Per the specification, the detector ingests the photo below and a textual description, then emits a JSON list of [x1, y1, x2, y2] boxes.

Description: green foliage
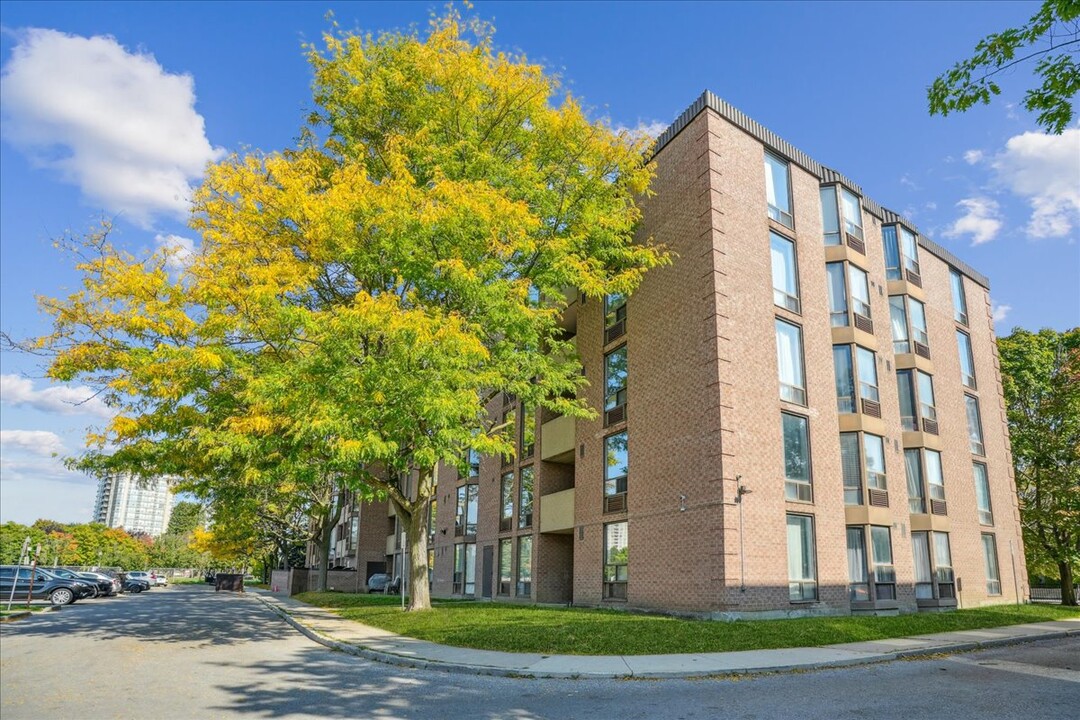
[[295, 592, 1080, 655], [998, 327, 1080, 602], [0, 520, 152, 568], [166, 501, 204, 536], [928, 0, 1080, 134]]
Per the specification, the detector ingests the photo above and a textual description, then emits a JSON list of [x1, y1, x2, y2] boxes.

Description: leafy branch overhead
[[928, 0, 1080, 134]]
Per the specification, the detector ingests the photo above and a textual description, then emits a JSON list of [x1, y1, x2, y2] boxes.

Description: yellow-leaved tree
[[38, 9, 667, 609]]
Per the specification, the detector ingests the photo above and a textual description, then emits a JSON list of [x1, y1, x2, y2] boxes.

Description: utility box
[[214, 573, 244, 592]]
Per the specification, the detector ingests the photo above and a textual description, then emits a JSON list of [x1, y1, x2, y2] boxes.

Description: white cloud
[[899, 174, 919, 190], [615, 120, 669, 141], [963, 149, 984, 165], [991, 129, 1080, 239], [0, 374, 113, 418], [943, 197, 1003, 245], [0, 28, 223, 226], [0, 430, 66, 457], [154, 233, 197, 271], [991, 301, 1012, 325]]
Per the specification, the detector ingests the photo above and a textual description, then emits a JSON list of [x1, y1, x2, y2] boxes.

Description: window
[[841, 433, 862, 505], [605, 293, 627, 343], [775, 319, 807, 405], [467, 448, 481, 479], [864, 433, 887, 493], [787, 514, 817, 601], [950, 269, 969, 325], [834, 346, 856, 414], [883, 224, 921, 282], [466, 484, 478, 535], [870, 526, 897, 600], [857, 346, 880, 408], [889, 295, 929, 356], [897, 369, 937, 433], [965, 394, 985, 455], [926, 449, 945, 506], [973, 462, 994, 525], [521, 403, 536, 458], [603, 521, 628, 600], [498, 539, 512, 595], [782, 413, 812, 502], [905, 448, 944, 514], [604, 432, 628, 497], [516, 536, 532, 596], [604, 345, 627, 425], [841, 187, 863, 241], [933, 532, 955, 598], [957, 331, 977, 389], [827, 262, 871, 331], [770, 231, 800, 312], [913, 531, 955, 600], [765, 152, 793, 228], [500, 472, 514, 531], [982, 534, 1002, 595], [821, 186, 841, 246], [426, 503, 435, 544], [846, 527, 869, 601], [453, 543, 476, 595], [518, 466, 534, 529]]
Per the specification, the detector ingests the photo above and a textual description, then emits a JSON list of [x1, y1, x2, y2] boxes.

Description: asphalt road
[[1, 584, 1077, 719]]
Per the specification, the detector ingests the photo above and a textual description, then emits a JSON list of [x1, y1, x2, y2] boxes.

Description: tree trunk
[[315, 518, 334, 592], [1060, 561, 1076, 606], [403, 504, 430, 611]]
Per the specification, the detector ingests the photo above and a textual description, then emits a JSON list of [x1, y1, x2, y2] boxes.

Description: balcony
[[539, 488, 575, 534], [540, 414, 576, 463]]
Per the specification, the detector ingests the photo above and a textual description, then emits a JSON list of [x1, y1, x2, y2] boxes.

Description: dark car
[[51, 568, 112, 597], [122, 576, 151, 593], [366, 573, 401, 594], [0, 565, 85, 605], [76, 571, 121, 597]]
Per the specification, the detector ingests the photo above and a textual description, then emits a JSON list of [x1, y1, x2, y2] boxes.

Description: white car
[[127, 571, 154, 588], [155, 573, 168, 586]]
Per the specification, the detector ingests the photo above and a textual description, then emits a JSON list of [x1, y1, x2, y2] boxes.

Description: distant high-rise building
[[93, 473, 174, 537]]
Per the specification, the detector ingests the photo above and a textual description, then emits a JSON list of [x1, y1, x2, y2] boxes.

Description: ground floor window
[[982, 533, 1002, 596], [516, 536, 532, 597], [786, 514, 817, 601], [453, 542, 476, 595], [603, 521, 628, 600], [912, 531, 954, 600], [498, 539, 512, 595]]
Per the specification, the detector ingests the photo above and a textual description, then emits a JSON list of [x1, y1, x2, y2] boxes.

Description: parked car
[[366, 573, 401, 594], [0, 565, 87, 605], [154, 573, 168, 587], [50, 567, 113, 597], [126, 571, 154, 588], [122, 576, 151, 593], [77, 571, 121, 597]]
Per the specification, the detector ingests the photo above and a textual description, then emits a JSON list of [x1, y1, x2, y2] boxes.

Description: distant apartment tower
[[314, 91, 1027, 615], [93, 473, 174, 537]]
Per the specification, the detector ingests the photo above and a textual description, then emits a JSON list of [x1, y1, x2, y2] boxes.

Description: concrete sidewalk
[[249, 590, 1080, 679]]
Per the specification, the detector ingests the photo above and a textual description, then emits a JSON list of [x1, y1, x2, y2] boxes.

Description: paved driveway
[[1, 584, 1077, 719]]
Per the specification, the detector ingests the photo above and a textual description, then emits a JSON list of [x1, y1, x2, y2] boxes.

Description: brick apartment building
[[318, 91, 1027, 616]]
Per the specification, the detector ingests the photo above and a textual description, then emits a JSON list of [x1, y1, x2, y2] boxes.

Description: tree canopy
[[36, 10, 667, 610], [997, 327, 1080, 605], [928, 0, 1080, 134]]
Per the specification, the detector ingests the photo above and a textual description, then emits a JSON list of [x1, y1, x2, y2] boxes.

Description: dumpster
[[214, 573, 244, 592]]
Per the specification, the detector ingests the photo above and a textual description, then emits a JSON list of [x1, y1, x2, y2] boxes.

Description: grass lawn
[[292, 592, 1080, 655]]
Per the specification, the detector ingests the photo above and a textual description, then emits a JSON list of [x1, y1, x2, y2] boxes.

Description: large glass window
[[841, 433, 862, 505], [775, 319, 807, 405], [604, 432, 628, 497], [884, 224, 921, 280], [926, 449, 945, 503], [834, 345, 857, 414], [498, 539, 512, 595], [605, 293, 627, 331], [821, 186, 841, 246], [765, 152, 793, 228], [974, 462, 994, 525], [883, 225, 901, 280], [604, 346, 627, 423], [950, 269, 969, 325], [787, 514, 817, 601], [890, 295, 929, 355], [826, 262, 849, 327], [934, 532, 955, 598], [603, 521, 628, 600], [870, 526, 897, 600], [516, 536, 532, 596], [982, 534, 1002, 595], [518, 466, 534, 529], [841, 187, 863, 240], [467, 449, 481, 479], [911, 532, 934, 599], [782, 413, 812, 502], [770, 231, 800, 312], [849, 265, 872, 320], [453, 543, 476, 595], [864, 434, 887, 491], [500, 472, 514, 531], [846, 527, 869, 601], [912, 531, 955, 600], [897, 369, 937, 432], [906, 448, 926, 513], [465, 484, 478, 535], [966, 394, 985, 455], [957, 331, 977, 389], [857, 346, 879, 404]]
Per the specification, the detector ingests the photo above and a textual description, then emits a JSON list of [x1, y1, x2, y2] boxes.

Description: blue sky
[[1, 1, 1077, 525]]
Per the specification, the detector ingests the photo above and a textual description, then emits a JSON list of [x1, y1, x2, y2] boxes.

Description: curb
[[250, 594, 1079, 680]]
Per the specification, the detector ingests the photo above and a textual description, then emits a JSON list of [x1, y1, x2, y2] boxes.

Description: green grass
[[292, 592, 1080, 655], [1, 606, 50, 615], [169, 577, 208, 585]]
